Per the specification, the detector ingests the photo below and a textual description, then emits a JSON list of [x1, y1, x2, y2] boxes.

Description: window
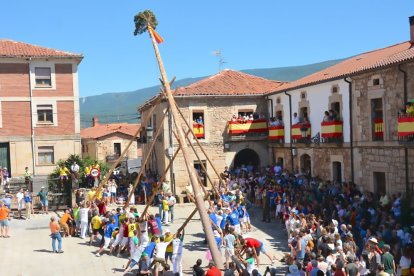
[[331, 102, 341, 120], [301, 92, 306, 99], [276, 97, 281, 104], [152, 114, 157, 131], [193, 111, 205, 139], [38, 146, 54, 164], [371, 98, 383, 141], [238, 109, 254, 118], [35, 67, 52, 87], [373, 78, 380, 86], [37, 105, 53, 124], [332, 85, 339, 93], [114, 143, 121, 156], [300, 107, 309, 122]]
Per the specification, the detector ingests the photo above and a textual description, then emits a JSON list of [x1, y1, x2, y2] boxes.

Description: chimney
[[410, 16, 414, 43], [92, 117, 99, 127]]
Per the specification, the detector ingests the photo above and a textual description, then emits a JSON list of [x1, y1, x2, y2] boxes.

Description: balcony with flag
[[321, 120, 343, 143], [193, 123, 205, 139], [227, 119, 268, 141], [292, 123, 311, 143], [269, 125, 284, 143], [373, 118, 384, 141], [398, 114, 414, 143]]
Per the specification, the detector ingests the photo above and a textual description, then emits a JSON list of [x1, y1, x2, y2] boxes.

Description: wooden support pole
[[125, 109, 168, 207], [174, 103, 224, 190], [94, 98, 161, 200], [173, 129, 220, 197], [175, 207, 198, 235], [148, 26, 223, 268]]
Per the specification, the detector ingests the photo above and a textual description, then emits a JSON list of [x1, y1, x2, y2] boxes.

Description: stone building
[[81, 117, 141, 163], [138, 70, 284, 194], [267, 17, 414, 194], [0, 40, 82, 177]]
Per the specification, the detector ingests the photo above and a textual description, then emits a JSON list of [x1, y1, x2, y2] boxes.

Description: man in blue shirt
[[96, 217, 117, 256], [226, 208, 241, 234]]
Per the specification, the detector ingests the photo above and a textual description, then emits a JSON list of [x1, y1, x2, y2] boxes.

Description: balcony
[[193, 123, 205, 139], [321, 121, 343, 143], [373, 118, 384, 141], [268, 125, 284, 143], [398, 115, 414, 143], [227, 119, 268, 141], [292, 123, 311, 143], [106, 154, 120, 163]]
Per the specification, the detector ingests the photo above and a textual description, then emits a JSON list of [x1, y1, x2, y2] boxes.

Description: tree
[[133, 10, 158, 36]]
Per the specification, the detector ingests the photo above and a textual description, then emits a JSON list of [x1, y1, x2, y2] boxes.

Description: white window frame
[[37, 146, 55, 165], [33, 100, 58, 127], [30, 62, 56, 90]]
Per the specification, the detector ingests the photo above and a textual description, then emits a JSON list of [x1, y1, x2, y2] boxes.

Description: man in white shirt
[[150, 236, 169, 276], [172, 231, 184, 275], [292, 112, 300, 125], [167, 193, 176, 223], [78, 204, 89, 239], [70, 161, 80, 181], [16, 188, 25, 219]]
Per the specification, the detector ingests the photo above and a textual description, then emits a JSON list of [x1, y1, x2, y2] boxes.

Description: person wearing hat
[[367, 237, 381, 275], [37, 187, 49, 214], [0, 200, 10, 238], [287, 264, 300, 276]]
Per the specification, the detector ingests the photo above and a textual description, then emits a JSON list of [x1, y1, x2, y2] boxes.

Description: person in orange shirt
[[0, 200, 10, 238], [50, 216, 63, 253], [59, 209, 72, 237]]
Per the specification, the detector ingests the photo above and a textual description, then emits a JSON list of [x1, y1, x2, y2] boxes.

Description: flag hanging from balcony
[[148, 25, 164, 44]]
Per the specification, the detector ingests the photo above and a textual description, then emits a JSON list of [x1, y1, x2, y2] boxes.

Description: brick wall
[[1, 101, 31, 136], [0, 63, 30, 97], [34, 101, 75, 135], [33, 64, 73, 97]]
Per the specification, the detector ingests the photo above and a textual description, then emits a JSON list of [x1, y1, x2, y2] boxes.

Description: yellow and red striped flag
[[148, 25, 164, 44]]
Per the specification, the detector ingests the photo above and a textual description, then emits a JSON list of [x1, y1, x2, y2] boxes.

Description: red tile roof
[[81, 123, 140, 139], [272, 41, 414, 93], [174, 69, 285, 96], [0, 39, 83, 59]]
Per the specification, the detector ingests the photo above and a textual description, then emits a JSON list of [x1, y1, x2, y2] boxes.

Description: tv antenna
[[213, 50, 226, 72]]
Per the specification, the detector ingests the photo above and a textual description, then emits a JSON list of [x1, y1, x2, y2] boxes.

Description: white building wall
[[269, 79, 350, 143]]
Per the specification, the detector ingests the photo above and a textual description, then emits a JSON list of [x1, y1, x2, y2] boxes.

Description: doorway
[[234, 148, 260, 171], [194, 160, 207, 187], [0, 143, 10, 176], [332, 161, 342, 183], [300, 154, 311, 176], [373, 172, 386, 195]]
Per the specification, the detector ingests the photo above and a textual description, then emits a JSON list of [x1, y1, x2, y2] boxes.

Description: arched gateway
[[233, 148, 260, 170]]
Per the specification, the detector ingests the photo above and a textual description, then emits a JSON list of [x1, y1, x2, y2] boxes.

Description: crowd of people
[[215, 163, 414, 276], [1, 157, 414, 276]]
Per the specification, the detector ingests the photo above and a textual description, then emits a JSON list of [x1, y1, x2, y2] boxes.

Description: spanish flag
[[148, 25, 164, 44]]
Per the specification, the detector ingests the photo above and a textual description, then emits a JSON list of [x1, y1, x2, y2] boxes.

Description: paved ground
[[0, 205, 288, 276]]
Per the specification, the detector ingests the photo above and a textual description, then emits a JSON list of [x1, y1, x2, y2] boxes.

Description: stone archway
[[233, 148, 260, 170]]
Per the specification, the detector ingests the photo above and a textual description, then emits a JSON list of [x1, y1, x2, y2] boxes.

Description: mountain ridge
[[80, 58, 345, 128]]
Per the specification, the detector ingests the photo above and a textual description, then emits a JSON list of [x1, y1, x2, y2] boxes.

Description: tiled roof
[[272, 41, 414, 93], [174, 69, 285, 96], [0, 39, 83, 59], [81, 123, 140, 139]]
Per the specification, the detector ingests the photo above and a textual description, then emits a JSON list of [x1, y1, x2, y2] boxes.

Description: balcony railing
[[292, 123, 311, 143], [269, 125, 284, 143], [398, 115, 414, 143], [106, 154, 120, 162], [321, 120, 343, 143], [228, 119, 268, 135], [373, 118, 384, 141], [193, 123, 205, 139]]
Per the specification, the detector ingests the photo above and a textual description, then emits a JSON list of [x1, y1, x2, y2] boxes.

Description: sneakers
[[96, 253, 101, 257], [56, 250, 64, 254]]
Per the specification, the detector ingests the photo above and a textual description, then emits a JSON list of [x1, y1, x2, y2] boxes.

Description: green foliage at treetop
[[133, 10, 158, 36]]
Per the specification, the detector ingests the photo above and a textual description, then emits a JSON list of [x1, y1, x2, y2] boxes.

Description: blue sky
[[1, 1, 412, 97]]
